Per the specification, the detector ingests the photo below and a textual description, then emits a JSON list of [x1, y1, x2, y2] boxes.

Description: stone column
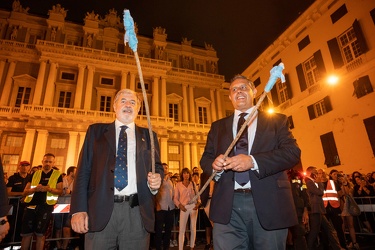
[[74, 64, 86, 109], [129, 72, 136, 91], [32, 130, 49, 166], [182, 84, 188, 122], [43, 61, 58, 106], [84, 65, 95, 110], [216, 89, 224, 119], [161, 77, 167, 117], [33, 60, 47, 105], [0, 60, 17, 106], [183, 142, 191, 169], [121, 71, 128, 89], [189, 86, 196, 123], [0, 60, 6, 89], [151, 77, 159, 116], [21, 129, 36, 162], [191, 142, 198, 169], [210, 89, 217, 122], [78, 131, 86, 159], [66, 131, 79, 167], [160, 137, 168, 163]]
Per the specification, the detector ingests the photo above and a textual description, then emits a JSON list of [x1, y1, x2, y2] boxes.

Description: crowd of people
[[0, 82, 374, 250], [288, 167, 375, 250]]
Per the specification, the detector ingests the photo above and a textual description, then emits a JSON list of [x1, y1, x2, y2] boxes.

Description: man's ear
[[252, 88, 257, 96]]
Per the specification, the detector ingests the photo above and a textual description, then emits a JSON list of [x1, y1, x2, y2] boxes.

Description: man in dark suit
[[200, 75, 301, 249], [71, 89, 163, 250], [305, 167, 342, 250]]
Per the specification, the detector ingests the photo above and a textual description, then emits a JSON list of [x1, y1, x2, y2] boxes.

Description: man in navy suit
[[71, 89, 163, 249], [200, 75, 301, 249]]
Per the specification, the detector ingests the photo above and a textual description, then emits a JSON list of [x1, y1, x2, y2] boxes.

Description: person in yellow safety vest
[[20, 153, 63, 250], [322, 169, 347, 249]]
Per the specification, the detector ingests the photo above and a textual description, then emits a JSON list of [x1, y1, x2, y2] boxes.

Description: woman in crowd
[[352, 173, 375, 233], [173, 168, 200, 250]]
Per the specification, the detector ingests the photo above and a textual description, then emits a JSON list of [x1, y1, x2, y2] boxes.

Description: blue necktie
[[235, 113, 250, 186], [115, 125, 128, 190]]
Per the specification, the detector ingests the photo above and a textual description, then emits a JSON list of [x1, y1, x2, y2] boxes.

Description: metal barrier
[[351, 196, 375, 235]]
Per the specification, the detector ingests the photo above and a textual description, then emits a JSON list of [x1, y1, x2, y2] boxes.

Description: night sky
[[0, 0, 315, 81]]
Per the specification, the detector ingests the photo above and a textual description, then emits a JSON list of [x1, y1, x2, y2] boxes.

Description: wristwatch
[[0, 218, 8, 225]]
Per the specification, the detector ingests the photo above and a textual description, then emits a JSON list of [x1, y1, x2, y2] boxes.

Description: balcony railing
[[0, 105, 211, 132]]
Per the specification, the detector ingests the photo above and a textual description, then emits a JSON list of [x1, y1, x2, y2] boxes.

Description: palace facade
[[242, 0, 375, 174], [0, 2, 230, 175]]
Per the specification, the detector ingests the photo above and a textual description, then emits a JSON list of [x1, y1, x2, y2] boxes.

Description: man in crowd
[[21, 153, 63, 250], [154, 163, 175, 250], [5, 160, 31, 242]]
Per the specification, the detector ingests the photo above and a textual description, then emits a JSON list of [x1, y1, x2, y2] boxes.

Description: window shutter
[[314, 50, 326, 76], [296, 64, 307, 92], [307, 104, 316, 120], [270, 87, 280, 107], [353, 79, 360, 98], [327, 38, 344, 69], [320, 132, 340, 167], [285, 74, 293, 99], [324, 96, 333, 112], [353, 19, 369, 53]]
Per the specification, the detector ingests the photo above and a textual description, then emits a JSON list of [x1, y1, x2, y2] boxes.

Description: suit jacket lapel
[[224, 114, 235, 157], [251, 111, 266, 154], [104, 122, 116, 154]]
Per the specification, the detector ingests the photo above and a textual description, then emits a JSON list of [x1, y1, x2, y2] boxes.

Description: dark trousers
[[155, 209, 174, 250], [324, 205, 346, 248], [320, 215, 342, 250], [307, 213, 322, 250]]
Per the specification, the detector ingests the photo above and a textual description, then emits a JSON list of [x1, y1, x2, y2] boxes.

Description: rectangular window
[[101, 77, 114, 86], [169, 59, 177, 67], [58, 91, 72, 108], [330, 4, 348, 24], [195, 63, 204, 72], [2, 154, 20, 175], [137, 82, 149, 91], [303, 56, 321, 87], [338, 27, 362, 64], [15, 87, 31, 107], [198, 107, 208, 124], [168, 145, 179, 154], [277, 80, 288, 104], [353, 75, 373, 98], [168, 160, 180, 174], [55, 156, 64, 170], [104, 42, 116, 52], [61, 72, 76, 81], [50, 139, 66, 149], [100, 96, 112, 112], [168, 103, 179, 121], [308, 96, 333, 120], [320, 132, 341, 167], [298, 35, 310, 51], [5, 136, 23, 147]]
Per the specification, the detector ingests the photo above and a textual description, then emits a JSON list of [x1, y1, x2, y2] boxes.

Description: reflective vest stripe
[[24, 169, 61, 205], [323, 180, 340, 208]]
